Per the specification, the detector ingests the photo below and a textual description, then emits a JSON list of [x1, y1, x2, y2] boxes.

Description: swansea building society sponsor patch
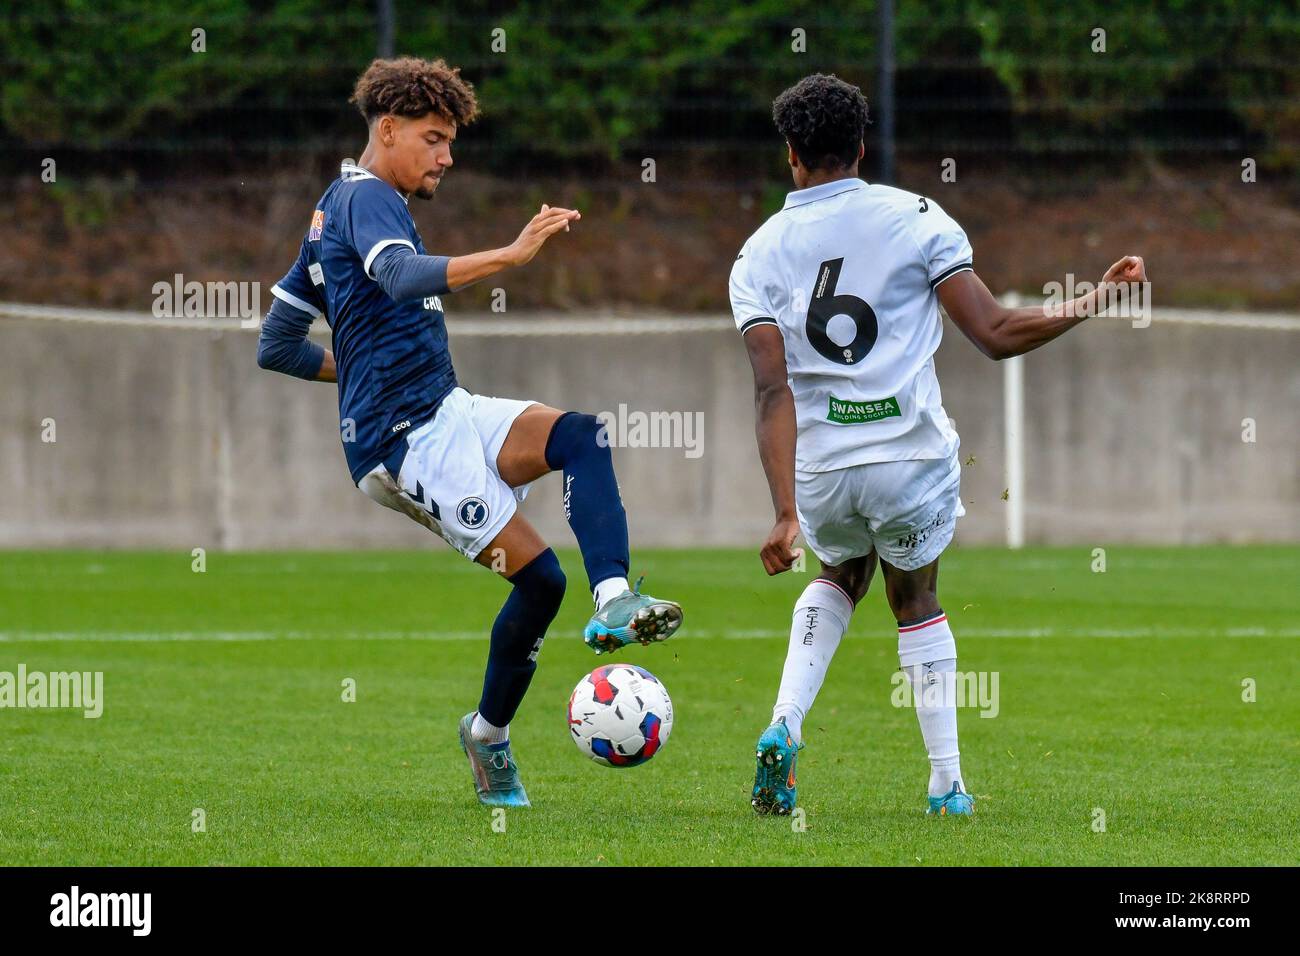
[[827, 395, 901, 424]]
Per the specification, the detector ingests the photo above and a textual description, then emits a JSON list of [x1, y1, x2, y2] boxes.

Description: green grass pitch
[[0, 546, 1296, 866]]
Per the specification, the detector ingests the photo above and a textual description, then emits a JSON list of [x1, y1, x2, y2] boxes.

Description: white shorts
[[358, 387, 537, 560], [795, 452, 965, 571]]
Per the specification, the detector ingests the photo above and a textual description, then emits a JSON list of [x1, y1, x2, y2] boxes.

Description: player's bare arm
[[939, 255, 1147, 360], [743, 324, 801, 576]]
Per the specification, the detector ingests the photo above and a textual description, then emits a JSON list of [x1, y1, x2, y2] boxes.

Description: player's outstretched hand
[[760, 518, 802, 576], [1101, 254, 1146, 285], [508, 203, 581, 266]]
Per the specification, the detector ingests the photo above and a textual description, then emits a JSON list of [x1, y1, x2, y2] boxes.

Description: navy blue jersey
[[271, 162, 458, 483]]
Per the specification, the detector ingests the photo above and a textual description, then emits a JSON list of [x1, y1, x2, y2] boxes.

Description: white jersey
[[730, 179, 973, 472]]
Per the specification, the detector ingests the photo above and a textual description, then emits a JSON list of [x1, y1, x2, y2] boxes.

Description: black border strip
[[931, 261, 974, 287], [739, 316, 778, 334]]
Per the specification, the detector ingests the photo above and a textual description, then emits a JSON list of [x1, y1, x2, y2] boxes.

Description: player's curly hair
[[772, 73, 869, 171], [350, 57, 480, 126]]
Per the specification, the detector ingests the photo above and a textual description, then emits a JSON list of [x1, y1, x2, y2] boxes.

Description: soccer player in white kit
[[731, 74, 1146, 816]]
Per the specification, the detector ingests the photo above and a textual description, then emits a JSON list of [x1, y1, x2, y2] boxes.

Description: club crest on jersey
[[308, 210, 325, 241], [457, 497, 489, 529]]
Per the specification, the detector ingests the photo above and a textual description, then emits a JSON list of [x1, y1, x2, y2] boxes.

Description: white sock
[[771, 579, 854, 744], [470, 712, 509, 744], [593, 576, 630, 611], [898, 611, 962, 797]]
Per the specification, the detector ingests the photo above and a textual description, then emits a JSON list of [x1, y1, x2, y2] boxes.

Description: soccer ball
[[568, 663, 673, 767]]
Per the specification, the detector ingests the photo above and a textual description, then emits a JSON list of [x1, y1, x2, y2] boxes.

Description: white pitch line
[[0, 630, 487, 643], [0, 627, 1295, 643]]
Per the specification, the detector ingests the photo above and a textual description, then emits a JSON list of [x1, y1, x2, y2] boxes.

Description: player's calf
[[541, 412, 684, 652], [544, 412, 631, 595], [480, 547, 565, 713], [457, 549, 565, 807]]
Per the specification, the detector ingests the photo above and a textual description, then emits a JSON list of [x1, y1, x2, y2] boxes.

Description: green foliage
[[47, 175, 128, 229], [1, 0, 372, 146], [2, 0, 1296, 165], [954, 0, 1300, 157]]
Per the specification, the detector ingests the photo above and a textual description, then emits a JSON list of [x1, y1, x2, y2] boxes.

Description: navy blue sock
[[544, 412, 631, 591], [476, 549, 566, 728]]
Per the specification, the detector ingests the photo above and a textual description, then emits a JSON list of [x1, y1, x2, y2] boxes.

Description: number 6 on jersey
[[806, 257, 878, 365]]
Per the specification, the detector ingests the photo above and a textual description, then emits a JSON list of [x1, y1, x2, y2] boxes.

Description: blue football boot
[[583, 576, 682, 655], [926, 780, 974, 816], [457, 712, 531, 808], [751, 718, 802, 816]]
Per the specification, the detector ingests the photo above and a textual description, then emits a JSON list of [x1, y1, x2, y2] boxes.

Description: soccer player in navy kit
[[257, 57, 682, 807]]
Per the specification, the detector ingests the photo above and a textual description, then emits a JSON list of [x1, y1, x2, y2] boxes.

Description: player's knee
[[515, 547, 567, 613], [534, 559, 567, 613], [819, 560, 870, 603], [544, 412, 609, 470], [817, 572, 866, 604], [881, 562, 940, 621], [844, 567, 872, 603], [890, 591, 941, 624], [844, 576, 870, 604]]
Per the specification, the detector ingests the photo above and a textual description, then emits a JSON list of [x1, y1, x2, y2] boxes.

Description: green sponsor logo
[[827, 394, 901, 424]]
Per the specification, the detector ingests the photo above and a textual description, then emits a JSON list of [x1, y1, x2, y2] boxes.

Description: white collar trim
[[339, 162, 409, 205]]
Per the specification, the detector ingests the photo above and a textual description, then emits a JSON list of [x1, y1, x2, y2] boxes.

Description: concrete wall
[[1, 311, 1296, 550]]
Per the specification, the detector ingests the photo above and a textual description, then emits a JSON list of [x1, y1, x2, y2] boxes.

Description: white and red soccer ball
[[568, 664, 673, 767]]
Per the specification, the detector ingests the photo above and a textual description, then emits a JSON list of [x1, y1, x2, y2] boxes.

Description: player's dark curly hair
[[772, 73, 869, 171], [350, 57, 480, 126]]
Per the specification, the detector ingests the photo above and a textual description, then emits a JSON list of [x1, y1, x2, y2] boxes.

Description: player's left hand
[[508, 203, 581, 266], [1101, 255, 1146, 285]]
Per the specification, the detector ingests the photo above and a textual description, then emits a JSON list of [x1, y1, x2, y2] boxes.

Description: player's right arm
[[732, 243, 801, 576], [743, 325, 802, 576], [257, 298, 336, 382], [258, 242, 335, 382]]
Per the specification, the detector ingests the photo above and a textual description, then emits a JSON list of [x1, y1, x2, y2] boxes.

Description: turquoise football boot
[[583, 576, 682, 655], [926, 781, 974, 816], [751, 718, 802, 816], [457, 712, 531, 808]]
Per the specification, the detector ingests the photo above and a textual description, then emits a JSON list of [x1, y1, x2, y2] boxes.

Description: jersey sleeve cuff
[[738, 316, 779, 335], [930, 262, 973, 288], [270, 284, 322, 319], [363, 239, 416, 278]]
